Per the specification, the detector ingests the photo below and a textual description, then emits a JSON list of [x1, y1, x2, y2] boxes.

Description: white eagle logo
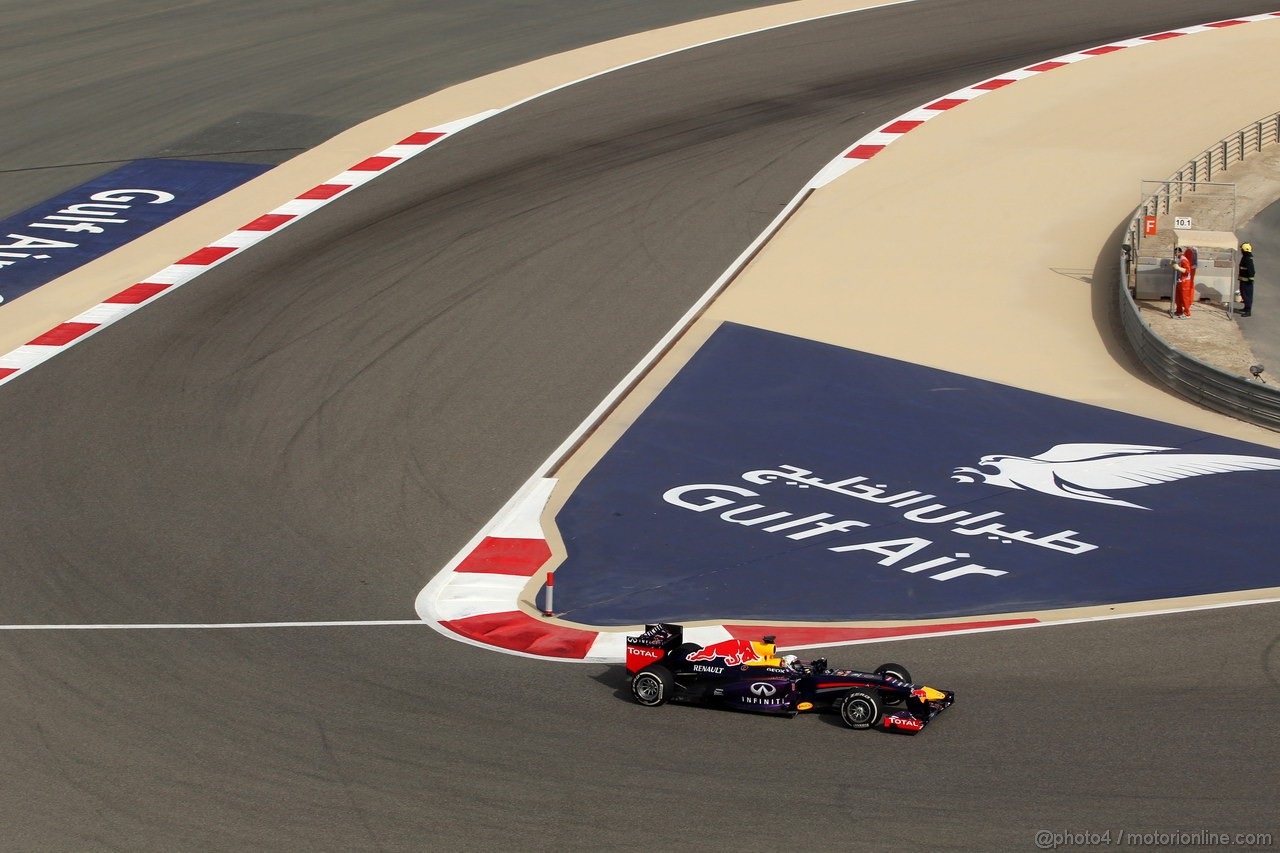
[[951, 443, 1280, 510]]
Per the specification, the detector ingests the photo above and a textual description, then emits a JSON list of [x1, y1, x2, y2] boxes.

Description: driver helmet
[[780, 654, 802, 671]]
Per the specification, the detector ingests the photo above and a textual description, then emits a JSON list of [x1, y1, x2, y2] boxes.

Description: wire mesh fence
[[1117, 110, 1280, 430], [1125, 112, 1280, 277]]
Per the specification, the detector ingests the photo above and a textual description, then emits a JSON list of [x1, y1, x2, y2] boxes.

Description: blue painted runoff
[[545, 322, 1280, 625], [0, 159, 270, 306]]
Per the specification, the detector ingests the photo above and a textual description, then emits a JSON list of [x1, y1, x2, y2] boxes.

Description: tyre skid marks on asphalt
[[0, 113, 495, 385], [0, 1, 936, 383]]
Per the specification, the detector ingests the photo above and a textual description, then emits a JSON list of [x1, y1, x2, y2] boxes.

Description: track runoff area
[[4, 10, 1278, 651], [420, 11, 1280, 661]]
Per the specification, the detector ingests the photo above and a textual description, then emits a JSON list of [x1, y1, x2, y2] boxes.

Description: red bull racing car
[[625, 623, 954, 734]]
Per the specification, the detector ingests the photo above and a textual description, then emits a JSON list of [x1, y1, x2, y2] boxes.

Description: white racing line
[[4, 7, 1278, 642]]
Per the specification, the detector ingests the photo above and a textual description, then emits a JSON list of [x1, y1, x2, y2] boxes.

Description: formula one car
[[625, 623, 954, 734]]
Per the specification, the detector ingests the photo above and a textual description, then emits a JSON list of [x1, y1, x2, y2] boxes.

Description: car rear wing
[[625, 623, 684, 674]]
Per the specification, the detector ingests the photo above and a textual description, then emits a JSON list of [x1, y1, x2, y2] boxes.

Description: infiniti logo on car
[[750, 682, 777, 696]]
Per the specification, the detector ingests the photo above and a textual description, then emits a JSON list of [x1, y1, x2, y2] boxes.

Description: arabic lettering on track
[[660, 465, 1100, 584]]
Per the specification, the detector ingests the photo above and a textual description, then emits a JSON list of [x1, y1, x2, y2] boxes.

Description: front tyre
[[839, 689, 884, 730], [631, 665, 674, 707], [874, 662, 912, 684], [874, 663, 912, 706]]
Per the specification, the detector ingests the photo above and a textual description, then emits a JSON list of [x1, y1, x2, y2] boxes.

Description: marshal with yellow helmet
[[626, 623, 955, 734]]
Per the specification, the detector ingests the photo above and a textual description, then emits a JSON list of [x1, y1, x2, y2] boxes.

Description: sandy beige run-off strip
[[552, 13, 1280, 516], [720, 18, 1280, 433], [558, 14, 1280, 530]]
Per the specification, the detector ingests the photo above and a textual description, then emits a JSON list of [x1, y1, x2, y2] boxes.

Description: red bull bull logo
[[685, 639, 763, 666]]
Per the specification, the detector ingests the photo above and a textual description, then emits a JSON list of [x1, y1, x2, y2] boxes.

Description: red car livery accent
[[883, 714, 925, 732], [626, 645, 663, 673], [685, 639, 763, 666]]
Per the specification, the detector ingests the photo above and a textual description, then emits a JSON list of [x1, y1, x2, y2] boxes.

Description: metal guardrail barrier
[[1140, 113, 1280, 216], [1119, 112, 1280, 431]]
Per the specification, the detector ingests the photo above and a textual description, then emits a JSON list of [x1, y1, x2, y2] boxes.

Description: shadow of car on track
[[589, 664, 634, 701]]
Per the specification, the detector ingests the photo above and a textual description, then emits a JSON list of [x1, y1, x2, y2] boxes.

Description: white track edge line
[[5, 593, 1272, 639]]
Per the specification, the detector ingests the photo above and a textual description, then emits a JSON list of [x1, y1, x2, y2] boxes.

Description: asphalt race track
[[2, 1, 1278, 850], [0, 0, 786, 218]]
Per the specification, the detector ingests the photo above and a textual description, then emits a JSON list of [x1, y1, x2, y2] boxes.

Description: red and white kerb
[[416, 477, 1040, 661], [0, 114, 492, 385], [808, 14, 1278, 188]]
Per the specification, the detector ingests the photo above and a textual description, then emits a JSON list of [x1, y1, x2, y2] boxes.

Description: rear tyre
[[839, 689, 884, 730], [874, 663, 912, 706], [631, 665, 674, 707]]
